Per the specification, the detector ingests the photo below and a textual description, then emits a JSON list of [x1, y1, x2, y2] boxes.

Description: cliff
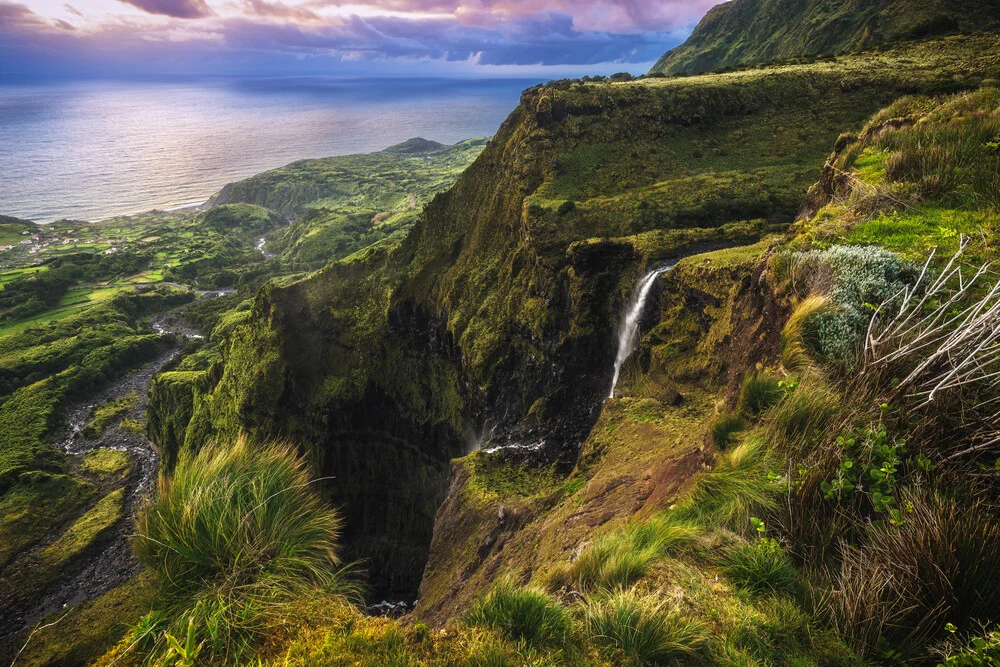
[[146, 34, 1000, 601], [652, 0, 1000, 75]]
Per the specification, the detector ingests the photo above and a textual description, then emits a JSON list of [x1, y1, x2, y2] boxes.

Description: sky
[[0, 0, 719, 80]]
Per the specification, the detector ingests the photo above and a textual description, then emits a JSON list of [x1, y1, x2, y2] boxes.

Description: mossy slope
[[151, 36, 1000, 599], [652, 0, 1000, 75]]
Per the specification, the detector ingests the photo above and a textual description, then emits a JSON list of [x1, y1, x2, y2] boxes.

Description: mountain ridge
[[652, 0, 1000, 75]]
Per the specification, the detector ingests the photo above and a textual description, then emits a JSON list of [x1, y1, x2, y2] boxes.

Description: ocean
[[0, 77, 535, 223]]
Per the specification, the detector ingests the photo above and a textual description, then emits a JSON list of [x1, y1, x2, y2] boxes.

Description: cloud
[[0, 1, 48, 28], [242, 0, 321, 22], [205, 11, 674, 65], [63, 4, 84, 18], [304, 0, 718, 33], [1, 0, 706, 79], [115, 0, 214, 19]]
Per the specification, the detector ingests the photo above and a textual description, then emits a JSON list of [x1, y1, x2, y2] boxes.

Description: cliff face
[[652, 0, 1000, 75], [146, 35, 1000, 598], [416, 239, 789, 622]]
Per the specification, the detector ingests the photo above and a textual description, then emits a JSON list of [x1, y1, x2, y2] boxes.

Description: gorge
[[2, 0, 1000, 664]]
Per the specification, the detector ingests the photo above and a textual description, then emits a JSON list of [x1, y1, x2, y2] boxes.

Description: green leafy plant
[[159, 607, 203, 667], [940, 626, 1000, 666], [822, 422, 912, 525]]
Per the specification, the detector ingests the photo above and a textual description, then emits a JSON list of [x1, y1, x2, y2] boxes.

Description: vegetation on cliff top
[[651, 0, 1000, 75], [8, 6, 1000, 664]]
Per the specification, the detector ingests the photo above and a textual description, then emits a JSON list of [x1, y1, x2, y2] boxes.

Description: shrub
[[739, 370, 787, 417], [547, 515, 702, 592], [582, 588, 707, 665], [787, 245, 908, 361], [557, 200, 577, 215], [133, 438, 360, 663], [466, 578, 572, 647], [722, 538, 800, 597]]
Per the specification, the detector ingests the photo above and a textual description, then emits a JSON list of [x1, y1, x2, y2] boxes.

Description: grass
[[721, 538, 800, 597], [466, 578, 573, 648], [132, 437, 362, 664], [546, 514, 703, 593], [738, 370, 787, 417], [5, 574, 153, 667], [81, 449, 131, 478], [581, 588, 707, 666], [829, 492, 1000, 660], [763, 379, 841, 454], [682, 435, 780, 533], [82, 391, 138, 439], [710, 410, 745, 449], [779, 296, 834, 372], [0, 473, 95, 571], [42, 487, 125, 566], [469, 453, 558, 498], [119, 418, 145, 436]]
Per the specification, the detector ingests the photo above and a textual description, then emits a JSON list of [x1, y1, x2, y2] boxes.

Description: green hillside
[[5, 7, 1000, 666], [652, 0, 1000, 75]]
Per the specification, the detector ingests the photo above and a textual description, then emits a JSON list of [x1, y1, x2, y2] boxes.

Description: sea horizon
[[0, 75, 539, 223]]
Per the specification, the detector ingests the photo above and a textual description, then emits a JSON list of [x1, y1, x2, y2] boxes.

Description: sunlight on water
[[0, 77, 532, 222]]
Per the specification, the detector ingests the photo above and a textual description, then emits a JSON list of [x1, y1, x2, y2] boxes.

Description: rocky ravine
[[0, 313, 204, 645]]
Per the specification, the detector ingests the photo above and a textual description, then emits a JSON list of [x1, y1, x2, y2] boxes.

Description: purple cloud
[[242, 0, 320, 22], [0, 1, 48, 28], [0, 0, 704, 79], [115, 0, 213, 19]]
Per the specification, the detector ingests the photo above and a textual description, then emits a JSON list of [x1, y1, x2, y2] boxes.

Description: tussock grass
[[722, 538, 800, 597], [764, 380, 842, 454], [830, 491, 1000, 659], [582, 588, 707, 666], [780, 296, 834, 371], [133, 437, 361, 664], [466, 578, 573, 648], [546, 514, 703, 593], [711, 410, 745, 450], [683, 435, 780, 534], [738, 370, 787, 417]]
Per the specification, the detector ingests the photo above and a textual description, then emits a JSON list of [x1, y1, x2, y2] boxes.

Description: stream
[[2, 311, 202, 643]]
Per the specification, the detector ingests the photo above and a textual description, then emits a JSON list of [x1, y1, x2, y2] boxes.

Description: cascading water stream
[[608, 263, 676, 398]]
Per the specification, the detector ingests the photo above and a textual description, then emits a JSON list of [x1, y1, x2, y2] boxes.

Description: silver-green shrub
[[790, 245, 908, 360]]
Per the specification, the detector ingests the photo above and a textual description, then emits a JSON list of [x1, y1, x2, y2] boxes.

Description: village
[[0, 227, 123, 263]]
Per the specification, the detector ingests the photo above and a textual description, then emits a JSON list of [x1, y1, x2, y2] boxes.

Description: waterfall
[[608, 263, 675, 398]]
